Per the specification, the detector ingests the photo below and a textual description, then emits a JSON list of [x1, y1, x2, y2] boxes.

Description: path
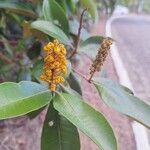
[[111, 14, 150, 148]]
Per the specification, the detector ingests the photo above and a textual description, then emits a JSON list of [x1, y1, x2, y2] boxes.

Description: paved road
[[112, 15, 150, 100], [111, 14, 150, 146]]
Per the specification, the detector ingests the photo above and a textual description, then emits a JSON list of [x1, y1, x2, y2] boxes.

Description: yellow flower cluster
[[40, 40, 67, 92]]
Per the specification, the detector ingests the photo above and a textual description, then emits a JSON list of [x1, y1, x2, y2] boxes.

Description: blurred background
[[0, 0, 150, 150]]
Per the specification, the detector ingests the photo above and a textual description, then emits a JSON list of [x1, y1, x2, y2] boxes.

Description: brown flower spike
[[89, 37, 113, 81]]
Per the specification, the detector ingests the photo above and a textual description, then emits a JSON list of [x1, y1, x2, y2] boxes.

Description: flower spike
[[40, 40, 67, 92], [89, 37, 113, 82]]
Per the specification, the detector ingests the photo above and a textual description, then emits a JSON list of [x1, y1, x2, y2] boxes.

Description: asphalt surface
[[111, 14, 150, 146], [111, 15, 150, 101]]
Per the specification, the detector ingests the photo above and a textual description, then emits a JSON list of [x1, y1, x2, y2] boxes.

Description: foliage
[[0, 0, 150, 150]]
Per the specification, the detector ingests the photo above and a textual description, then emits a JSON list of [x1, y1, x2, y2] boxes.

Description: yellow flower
[[54, 46, 61, 53], [54, 76, 64, 84], [51, 84, 56, 92], [44, 55, 54, 62], [40, 40, 67, 92]]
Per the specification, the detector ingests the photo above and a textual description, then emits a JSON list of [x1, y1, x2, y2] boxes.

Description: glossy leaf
[[0, 1, 37, 18], [42, 0, 52, 21], [31, 20, 71, 46], [55, 0, 67, 12], [0, 81, 51, 119], [80, 36, 104, 49], [53, 93, 117, 150], [121, 85, 134, 95], [79, 0, 98, 22], [79, 36, 104, 59], [67, 0, 76, 13], [41, 104, 80, 150], [67, 72, 82, 95], [94, 78, 150, 128], [43, 0, 69, 34]]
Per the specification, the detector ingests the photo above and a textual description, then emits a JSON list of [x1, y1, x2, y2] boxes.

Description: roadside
[[109, 14, 150, 150]]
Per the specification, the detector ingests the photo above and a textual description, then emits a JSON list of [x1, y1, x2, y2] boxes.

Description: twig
[[88, 68, 96, 83], [69, 9, 87, 59], [72, 68, 89, 82]]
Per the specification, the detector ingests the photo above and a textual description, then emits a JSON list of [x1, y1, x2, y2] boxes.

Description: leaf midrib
[[57, 114, 62, 150], [0, 90, 50, 108], [56, 93, 104, 150]]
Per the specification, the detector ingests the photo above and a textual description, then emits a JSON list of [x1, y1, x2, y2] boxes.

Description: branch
[[88, 68, 96, 83], [69, 8, 87, 59], [72, 68, 89, 82]]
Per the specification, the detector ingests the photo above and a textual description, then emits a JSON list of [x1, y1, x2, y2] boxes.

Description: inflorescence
[[40, 40, 67, 92], [89, 37, 113, 81]]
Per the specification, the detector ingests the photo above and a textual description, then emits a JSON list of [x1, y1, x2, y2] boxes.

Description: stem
[[51, 69, 54, 94], [51, 92, 55, 97], [88, 68, 96, 83], [69, 9, 87, 59], [88, 72, 95, 83], [72, 68, 89, 82]]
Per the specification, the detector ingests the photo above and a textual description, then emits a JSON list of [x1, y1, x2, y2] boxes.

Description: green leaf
[[79, 0, 98, 22], [43, 0, 69, 34], [53, 93, 117, 150], [80, 36, 104, 49], [0, 81, 51, 119], [67, 72, 82, 95], [41, 104, 80, 150], [94, 78, 150, 128], [79, 36, 104, 59], [56, 0, 67, 12], [0, 1, 37, 18], [121, 85, 134, 95], [42, 0, 52, 21], [67, 0, 76, 13], [31, 20, 71, 46]]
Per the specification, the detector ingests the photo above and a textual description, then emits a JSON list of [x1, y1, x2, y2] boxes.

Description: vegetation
[[0, 0, 150, 150]]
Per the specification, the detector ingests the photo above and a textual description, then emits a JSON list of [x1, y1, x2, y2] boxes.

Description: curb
[[106, 15, 150, 150]]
